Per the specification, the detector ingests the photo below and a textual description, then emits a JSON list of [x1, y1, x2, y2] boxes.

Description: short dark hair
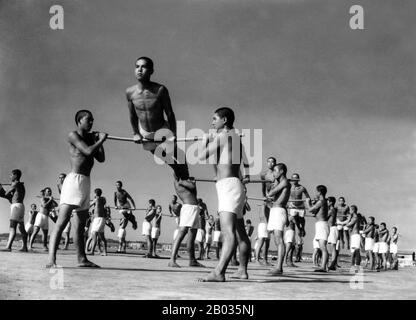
[[215, 107, 235, 127], [75, 110, 93, 125], [59, 173, 66, 178], [392, 226, 397, 231], [275, 163, 287, 175], [136, 56, 154, 70], [369, 216, 375, 222], [44, 187, 52, 194], [116, 181, 123, 187], [94, 188, 102, 196], [246, 219, 252, 224], [267, 156, 277, 163], [149, 199, 155, 205], [156, 205, 162, 209], [328, 197, 336, 205], [350, 205, 357, 212], [12, 169, 22, 180], [339, 197, 345, 201], [380, 222, 386, 227], [316, 185, 327, 197]]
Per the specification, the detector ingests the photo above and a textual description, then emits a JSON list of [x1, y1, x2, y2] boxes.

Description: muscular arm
[[267, 180, 288, 198], [302, 187, 310, 199], [307, 200, 322, 215], [161, 87, 177, 137], [114, 192, 118, 208], [260, 172, 267, 197], [126, 192, 136, 209], [68, 131, 105, 157], [345, 214, 357, 228], [127, 90, 140, 136]]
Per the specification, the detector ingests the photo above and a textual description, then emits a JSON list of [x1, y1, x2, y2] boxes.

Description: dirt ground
[[1, 244, 415, 300]]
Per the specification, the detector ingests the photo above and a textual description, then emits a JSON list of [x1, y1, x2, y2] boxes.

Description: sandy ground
[[1, 244, 415, 300]]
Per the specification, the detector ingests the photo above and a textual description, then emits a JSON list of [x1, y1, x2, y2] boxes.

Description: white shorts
[[142, 220, 152, 236], [151, 227, 160, 239], [63, 221, 72, 233], [288, 208, 305, 218], [267, 207, 287, 232], [365, 238, 375, 251], [179, 204, 199, 229], [328, 226, 339, 244], [205, 233, 212, 244], [343, 226, 349, 231], [91, 217, 105, 233], [213, 230, 222, 242], [139, 121, 169, 151], [315, 221, 329, 242], [284, 229, 295, 244], [373, 242, 380, 253], [390, 243, 398, 254], [379, 242, 388, 254], [25, 222, 34, 233], [173, 229, 179, 240], [60, 172, 91, 211], [350, 234, 361, 250], [34, 214, 49, 230], [257, 222, 269, 239], [313, 238, 320, 249], [196, 229, 205, 242], [216, 177, 245, 219], [10, 203, 25, 222], [118, 228, 126, 239]]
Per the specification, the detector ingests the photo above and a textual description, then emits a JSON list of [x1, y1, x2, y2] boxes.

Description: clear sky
[[1, 0, 415, 252]]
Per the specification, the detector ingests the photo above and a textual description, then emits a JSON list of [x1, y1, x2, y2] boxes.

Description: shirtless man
[[389, 227, 399, 270], [126, 56, 189, 179], [46, 110, 107, 268], [378, 222, 389, 271], [114, 181, 137, 230], [87, 188, 108, 256], [0, 169, 28, 252], [327, 197, 340, 270], [265, 163, 291, 276], [340, 205, 361, 269], [288, 173, 309, 249], [245, 219, 254, 262], [306, 186, 330, 272], [117, 216, 128, 253], [362, 216, 376, 270], [25, 203, 39, 239], [151, 205, 162, 257], [168, 174, 203, 268], [57, 173, 66, 194], [29, 187, 58, 250], [213, 214, 222, 260], [255, 157, 277, 265], [283, 215, 297, 267], [336, 197, 350, 250], [198, 107, 251, 282], [204, 215, 214, 259], [142, 199, 157, 258]]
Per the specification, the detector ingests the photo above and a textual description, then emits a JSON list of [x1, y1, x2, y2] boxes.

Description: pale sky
[[0, 0, 415, 252]]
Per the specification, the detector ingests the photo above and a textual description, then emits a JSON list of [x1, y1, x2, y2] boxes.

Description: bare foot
[[266, 268, 283, 276], [168, 261, 181, 268], [19, 248, 28, 252], [189, 260, 205, 267], [45, 262, 58, 269], [314, 268, 328, 273], [229, 270, 249, 279], [77, 260, 100, 268], [197, 272, 225, 282], [101, 253, 107, 256], [1, 248, 12, 252]]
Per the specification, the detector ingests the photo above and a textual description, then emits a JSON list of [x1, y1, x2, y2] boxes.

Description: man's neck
[[137, 80, 150, 89]]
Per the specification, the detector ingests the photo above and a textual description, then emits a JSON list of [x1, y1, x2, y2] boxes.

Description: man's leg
[[345, 230, 350, 250], [255, 238, 265, 263], [188, 228, 204, 267], [146, 235, 153, 257], [89, 232, 98, 255], [316, 240, 328, 272], [98, 233, 107, 256], [153, 237, 159, 257], [73, 210, 99, 267], [29, 226, 40, 249], [268, 230, 285, 275], [4, 221, 18, 251], [264, 238, 271, 265], [230, 218, 250, 279], [339, 229, 345, 249], [169, 226, 190, 267], [199, 212, 236, 281], [47, 204, 75, 267], [328, 244, 337, 270], [17, 222, 28, 251], [41, 229, 49, 250]]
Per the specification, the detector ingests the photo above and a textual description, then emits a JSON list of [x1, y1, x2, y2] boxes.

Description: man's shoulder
[[126, 84, 137, 96]]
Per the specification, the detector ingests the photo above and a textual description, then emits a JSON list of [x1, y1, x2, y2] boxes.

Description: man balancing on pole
[[126, 56, 189, 179]]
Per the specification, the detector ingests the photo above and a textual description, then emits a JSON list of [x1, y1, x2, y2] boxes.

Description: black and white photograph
[[0, 0, 415, 305]]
